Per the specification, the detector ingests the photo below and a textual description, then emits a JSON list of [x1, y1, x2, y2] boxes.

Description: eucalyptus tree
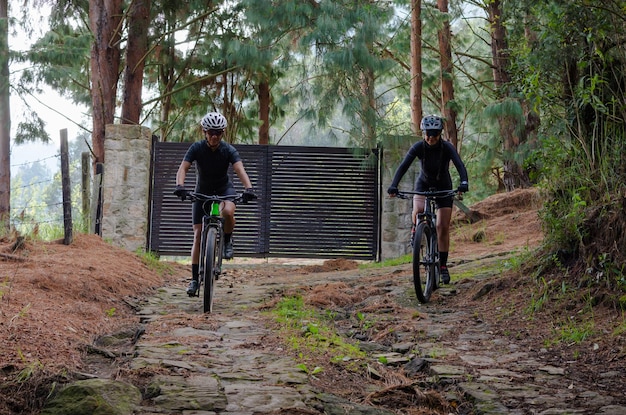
[[120, 0, 150, 125], [464, 0, 533, 191], [89, 0, 122, 164], [437, 0, 458, 148], [0, 0, 8, 231], [409, 0, 423, 133]]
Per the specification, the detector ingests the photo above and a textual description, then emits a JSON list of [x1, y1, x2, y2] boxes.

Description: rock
[[41, 378, 141, 415]]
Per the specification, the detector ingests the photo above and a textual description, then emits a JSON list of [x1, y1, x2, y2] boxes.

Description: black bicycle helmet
[[420, 114, 444, 131], [200, 112, 227, 130]]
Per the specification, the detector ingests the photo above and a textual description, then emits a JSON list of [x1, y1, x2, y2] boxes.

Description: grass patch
[[361, 254, 412, 269], [135, 248, 175, 276], [270, 296, 366, 369], [613, 315, 626, 336], [555, 319, 595, 344]]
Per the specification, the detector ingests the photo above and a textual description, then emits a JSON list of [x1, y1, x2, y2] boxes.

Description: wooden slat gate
[[149, 143, 382, 260]]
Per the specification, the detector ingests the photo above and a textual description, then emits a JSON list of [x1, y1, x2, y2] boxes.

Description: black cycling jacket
[[390, 139, 468, 191]]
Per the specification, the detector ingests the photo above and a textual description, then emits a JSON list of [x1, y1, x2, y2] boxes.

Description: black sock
[[440, 251, 448, 268], [192, 264, 199, 281], [224, 233, 232, 243]]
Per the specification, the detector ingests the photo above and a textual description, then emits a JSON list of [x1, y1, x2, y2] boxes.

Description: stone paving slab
[[129, 263, 626, 415]]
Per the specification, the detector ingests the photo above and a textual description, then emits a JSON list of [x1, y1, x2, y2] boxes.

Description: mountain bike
[[396, 189, 458, 304], [184, 192, 250, 313]]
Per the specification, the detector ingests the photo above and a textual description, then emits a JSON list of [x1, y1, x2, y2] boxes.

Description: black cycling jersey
[[183, 140, 242, 193], [390, 139, 468, 191]]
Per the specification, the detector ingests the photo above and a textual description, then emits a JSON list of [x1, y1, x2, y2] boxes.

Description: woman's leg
[[191, 223, 202, 264], [412, 195, 426, 224], [221, 200, 236, 234], [221, 200, 236, 259], [437, 207, 453, 283], [436, 207, 453, 254]]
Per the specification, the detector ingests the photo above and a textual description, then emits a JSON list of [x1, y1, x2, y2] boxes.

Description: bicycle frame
[[186, 192, 240, 313], [397, 189, 456, 303], [198, 201, 225, 283]]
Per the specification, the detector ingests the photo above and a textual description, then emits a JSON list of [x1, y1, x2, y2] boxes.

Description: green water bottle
[[211, 202, 220, 216]]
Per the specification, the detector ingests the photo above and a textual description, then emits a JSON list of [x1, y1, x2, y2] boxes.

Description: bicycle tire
[[203, 227, 219, 313], [412, 222, 435, 303]]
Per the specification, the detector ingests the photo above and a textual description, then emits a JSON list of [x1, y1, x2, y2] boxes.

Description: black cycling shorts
[[415, 180, 454, 209], [192, 184, 236, 225]]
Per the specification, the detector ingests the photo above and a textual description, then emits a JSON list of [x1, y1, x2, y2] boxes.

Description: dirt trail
[[112, 252, 626, 414], [2, 188, 625, 414]]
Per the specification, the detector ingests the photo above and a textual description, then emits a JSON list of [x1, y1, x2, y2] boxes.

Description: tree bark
[[258, 78, 270, 145], [410, 0, 422, 133], [0, 0, 10, 230], [158, 18, 176, 141], [361, 65, 377, 146], [89, 0, 123, 164], [437, 0, 458, 150], [121, 0, 151, 125], [489, 0, 511, 89]]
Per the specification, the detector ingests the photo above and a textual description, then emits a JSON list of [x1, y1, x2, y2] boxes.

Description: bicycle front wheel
[[412, 222, 436, 303], [203, 227, 219, 313]]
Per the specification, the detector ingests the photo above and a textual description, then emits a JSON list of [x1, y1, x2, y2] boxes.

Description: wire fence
[[9, 144, 92, 239]]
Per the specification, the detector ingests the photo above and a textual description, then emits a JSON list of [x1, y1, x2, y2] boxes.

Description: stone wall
[[101, 124, 152, 252]]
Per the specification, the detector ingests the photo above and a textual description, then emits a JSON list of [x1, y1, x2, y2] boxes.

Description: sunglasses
[[205, 129, 224, 136]]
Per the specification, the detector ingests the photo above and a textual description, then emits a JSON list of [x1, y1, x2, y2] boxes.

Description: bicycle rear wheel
[[203, 227, 219, 313], [412, 222, 435, 303]]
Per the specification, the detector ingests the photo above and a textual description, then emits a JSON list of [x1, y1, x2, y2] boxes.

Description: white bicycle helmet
[[200, 112, 227, 130], [420, 114, 444, 131]]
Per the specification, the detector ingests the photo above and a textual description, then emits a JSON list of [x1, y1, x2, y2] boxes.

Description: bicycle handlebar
[[395, 189, 458, 200], [185, 191, 252, 204]]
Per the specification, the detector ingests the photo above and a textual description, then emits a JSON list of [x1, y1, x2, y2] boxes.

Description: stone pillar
[[101, 124, 152, 252], [380, 143, 419, 260]]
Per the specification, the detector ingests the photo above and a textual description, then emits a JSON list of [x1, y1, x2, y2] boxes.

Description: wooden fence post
[[81, 152, 90, 230], [60, 129, 73, 245], [91, 163, 104, 235]]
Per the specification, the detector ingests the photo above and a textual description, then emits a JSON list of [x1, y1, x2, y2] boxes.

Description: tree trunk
[[89, 0, 123, 164], [437, 0, 458, 150], [410, 0, 422, 133], [361, 65, 377, 147], [488, 0, 511, 89], [0, 0, 10, 230], [121, 0, 151, 125], [487, 0, 530, 190], [258, 78, 270, 145], [158, 19, 176, 141]]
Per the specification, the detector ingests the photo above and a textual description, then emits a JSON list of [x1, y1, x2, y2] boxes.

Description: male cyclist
[[174, 112, 256, 296], [387, 114, 469, 284]]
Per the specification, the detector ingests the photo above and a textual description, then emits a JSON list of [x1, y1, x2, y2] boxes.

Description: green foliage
[[270, 295, 365, 365], [21, 24, 92, 106], [135, 248, 174, 276], [512, 1, 626, 289], [295, 363, 323, 375], [10, 134, 92, 238], [14, 112, 52, 145], [526, 277, 550, 314], [360, 253, 412, 269], [613, 316, 626, 336], [556, 319, 595, 344], [15, 355, 43, 383]]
